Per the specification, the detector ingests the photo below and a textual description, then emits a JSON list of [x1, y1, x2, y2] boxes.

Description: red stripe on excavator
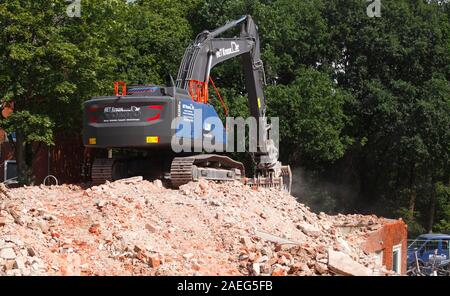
[[146, 113, 161, 121], [147, 105, 164, 110]]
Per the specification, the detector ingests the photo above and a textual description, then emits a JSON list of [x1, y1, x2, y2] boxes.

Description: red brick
[[51, 231, 61, 238], [0, 216, 6, 226], [88, 224, 101, 235], [271, 267, 287, 276], [361, 220, 407, 274], [148, 255, 161, 268]]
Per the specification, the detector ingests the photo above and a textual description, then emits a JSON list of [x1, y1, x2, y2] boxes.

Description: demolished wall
[[0, 179, 401, 276]]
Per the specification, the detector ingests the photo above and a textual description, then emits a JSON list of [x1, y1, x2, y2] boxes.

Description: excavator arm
[[177, 15, 265, 119], [176, 15, 282, 175]]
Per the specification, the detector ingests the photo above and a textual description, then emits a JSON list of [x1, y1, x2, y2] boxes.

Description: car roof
[[418, 233, 450, 239]]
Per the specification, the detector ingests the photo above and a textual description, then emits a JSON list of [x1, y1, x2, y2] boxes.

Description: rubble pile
[[0, 179, 392, 275]]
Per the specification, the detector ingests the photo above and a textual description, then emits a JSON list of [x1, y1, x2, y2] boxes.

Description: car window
[[443, 240, 449, 251], [409, 239, 425, 249], [424, 240, 440, 252]]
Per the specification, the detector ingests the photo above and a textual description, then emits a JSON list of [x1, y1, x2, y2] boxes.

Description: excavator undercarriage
[[90, 155, 292, 192]]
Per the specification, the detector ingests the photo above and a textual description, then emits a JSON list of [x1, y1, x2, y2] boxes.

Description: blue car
[[408, 233, 450, 265]]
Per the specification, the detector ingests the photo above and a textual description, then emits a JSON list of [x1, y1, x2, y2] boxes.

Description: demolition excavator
[[82, 15, 292, 192]]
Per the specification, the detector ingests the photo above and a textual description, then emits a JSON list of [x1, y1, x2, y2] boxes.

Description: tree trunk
[[408, 191, 416, 217], [25, 139, 34, 185], [427, 181, 437, 233], [408, 164, 416, 218], [15, 130, 32, 185]]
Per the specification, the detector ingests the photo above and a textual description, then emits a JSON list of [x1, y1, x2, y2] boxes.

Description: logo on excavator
[[103, 106, 141, 122], [216, 42, 240, 58], [104, 106, 141, 113]]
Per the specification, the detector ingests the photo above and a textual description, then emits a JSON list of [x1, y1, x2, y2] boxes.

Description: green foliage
[[0, 0, 130, 128], [0, 111, 54, 145], [0, 0, 131, 183], [395, 207, 425, 237], [434, 183, 450, 232], [266, 67, 353, 164], [118, 0, 195, 84]]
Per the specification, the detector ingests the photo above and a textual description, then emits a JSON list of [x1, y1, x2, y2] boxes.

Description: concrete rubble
[[0, 178, 393, 275]]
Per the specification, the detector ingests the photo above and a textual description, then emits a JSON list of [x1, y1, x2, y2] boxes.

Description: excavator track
[[170, 154, 244, 188], [91, 158, 115, 185], [170, 155, 292, 193], [170, 157, 195, 188]]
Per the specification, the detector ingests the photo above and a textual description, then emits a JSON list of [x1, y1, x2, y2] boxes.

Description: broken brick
[[88, 224, 101, 235], [0, 248, 16, 260], [148, 255, 161, 268], [133, 245, 144, 253], [50, 231, 60, 238], [0, 176, 392, 276], [27, 247, 37, 257], [271, 266, 287, 276], [251, 263, 260, 276], [327, 249, 372, 276], [0, 216, 6, 227], [182, 253, 194, 260], [145, 223, 157, 233], [314, 262, 328, 274], [240, 236, 254, 249], [13, 257, 25, 270]]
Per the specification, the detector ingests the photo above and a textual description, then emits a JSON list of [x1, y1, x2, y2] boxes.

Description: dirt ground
[[0, 178, 394, 276]]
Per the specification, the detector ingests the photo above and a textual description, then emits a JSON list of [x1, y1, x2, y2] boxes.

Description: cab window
[[424, 240, 439, 252], [409, 239, 425, 250], [443, 240, 449, 255]]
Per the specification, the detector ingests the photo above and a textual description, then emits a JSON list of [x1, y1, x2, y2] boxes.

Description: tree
[[116, 0, 197, 84], [323, 0, 450, 231], [266, 67, 353, 165], [0, 0, 130, 184], [434, 182, 450, 232]]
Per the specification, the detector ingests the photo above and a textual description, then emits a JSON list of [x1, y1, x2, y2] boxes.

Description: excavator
[[82, 15, 292, 192]]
